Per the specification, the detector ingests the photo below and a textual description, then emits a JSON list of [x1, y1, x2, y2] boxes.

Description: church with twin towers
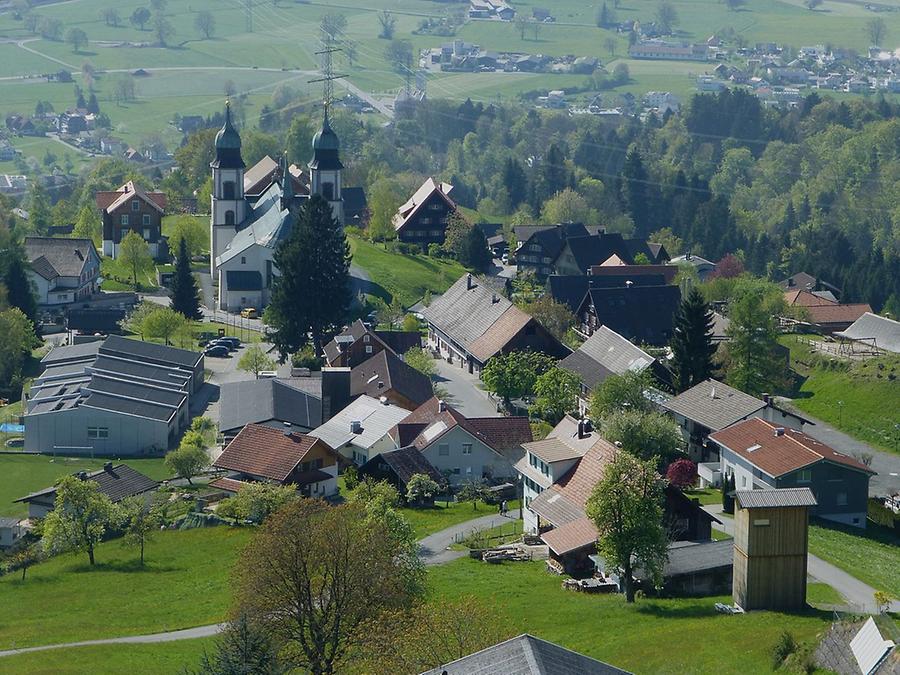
[[209, 103, 365, 312]]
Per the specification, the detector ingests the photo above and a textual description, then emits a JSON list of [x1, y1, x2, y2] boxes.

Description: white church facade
[[210, 104, 348, 312]]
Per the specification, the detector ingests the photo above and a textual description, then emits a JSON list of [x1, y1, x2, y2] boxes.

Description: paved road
[[418, 511, 515, 566], [703, 505, 900, 614], [778, 402, 900, 498], [432, 358, 499, 418], [0, 513, 508, 657]]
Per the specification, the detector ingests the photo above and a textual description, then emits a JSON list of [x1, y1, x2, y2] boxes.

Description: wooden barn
[[732, 488, 817, 611]]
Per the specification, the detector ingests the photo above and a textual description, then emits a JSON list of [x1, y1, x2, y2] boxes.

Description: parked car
[[216, 336, 241, 349], [240, 308, 258, 319], [207, 339, 236, 351], [204, 345, 230, 358]]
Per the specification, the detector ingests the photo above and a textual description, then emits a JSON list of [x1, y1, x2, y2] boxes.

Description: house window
[[797, 469, 812, 483], [420, 217, 431, 225], [240, 256, 246, 265], [322, 182, 334, 200], [131, 200, 140, 211], [428, 202, 442, 211], [741, 475, 747, 487], [142, 214, 151, 226], [225, 210, 235, 226], [452, 467, 460, 474], [87, 426, 109, 439], [120, 214, 129, 226], [836, 492, 847, 506], [143, 228, 151, 240], [365, 345, 373, 354], [363, 335, 370, 343], [439, 444, 450, 456], [466, 466, 472, 474], [462, 443, 472, 455]]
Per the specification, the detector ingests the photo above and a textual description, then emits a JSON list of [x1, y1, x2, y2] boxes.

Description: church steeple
[[280, 152, 293, 211], [210, 101, 247, 275], [212, 101, 244, 169], [308, 110, 344, 226]]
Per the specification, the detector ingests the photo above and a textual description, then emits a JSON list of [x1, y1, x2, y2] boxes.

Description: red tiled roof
[[208, 477, 250, 493], [805, 303, 872, 326], [709, 418, 874, 478], [95, 181, 166, 214], [541, 516, 598, 555], [213, 424, 329, 482], [552, 437, 619, 509]]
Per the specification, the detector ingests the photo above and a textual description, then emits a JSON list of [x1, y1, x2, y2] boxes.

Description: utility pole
[[244, 0, 253, 33], [308, 29, 346, 114]]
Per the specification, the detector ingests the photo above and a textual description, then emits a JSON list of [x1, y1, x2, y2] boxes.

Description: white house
[[308, 394, 409, 466], [24, 237, 100, 306]]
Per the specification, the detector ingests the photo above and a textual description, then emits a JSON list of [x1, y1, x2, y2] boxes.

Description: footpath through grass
[[427, 557, 831, 674], [0, 637, 215, 675], [0, 527, 252, 650], [348, 236, 468, 307], [808, 520, 900, 598], [780, 335, 900, 454], [401, 500, 516, 539], [0, 455, 170, 518]]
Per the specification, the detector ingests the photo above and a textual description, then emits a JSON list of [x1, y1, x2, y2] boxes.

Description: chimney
[[466, 273, 473, 290], [103, 461, 113, 472], [350, 420, 362, 434], [774, 427, 785, 437], [77, 471, 88, 480], [583, 419, 593, 433], [491, 293, 499, 304], [438, 399, 446, 412], [321, 367, 351, 422], [761, 393, 770, 404], [379, 396, 388, 405], [577, 420, 585, 439]]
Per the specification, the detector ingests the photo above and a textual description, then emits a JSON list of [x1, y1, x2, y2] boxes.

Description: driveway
[[418, 512, 515, 565], [432, 358, 499, 417]]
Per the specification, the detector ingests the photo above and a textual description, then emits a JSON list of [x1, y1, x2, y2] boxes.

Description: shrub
[[291, 345, 321, 371], [666, 459, 698, 489], [771, 631, 797, 669], [343, 465, 360, 492]]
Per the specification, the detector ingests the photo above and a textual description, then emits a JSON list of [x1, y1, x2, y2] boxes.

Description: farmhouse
[[24, 336, 203, 456], [95, 181, 168, 260], [218, 378, 324, 442], [323, 319, 421, 368], [308, 394, 409, 467], [422, 273, 569, 375], [392, 177, 458, 246], [710, 418, 874, 527], [575, 283, 681, 345], [358, 445, 446, 500], [628, 40, 709, 61], [547, 273, 669, 313], [24, 236, 100, 306], [553, 233, 667, 275], [15, 462, 158, 519], [350, 350, 433, 411], [661, 379, 808, 464], [390, 396, 532, 485], [213, 424, 340, 498], [515, 223, 595, 277]]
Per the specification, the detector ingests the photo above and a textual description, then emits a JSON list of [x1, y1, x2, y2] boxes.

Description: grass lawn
[[711, 528, 732, 541], [808, 520, 900, 598], [0, 527, 252, 649], [779, 335, 900, 454], [427, 557, 831, 674], [0, 637, 215, 674], [100, 256, 159, 292], [0, 455, 170, 518], [684, 488, 723, 506], [806, 581, 845, 607], [348, 236, 468, 307], [401, 499, 516, 539]]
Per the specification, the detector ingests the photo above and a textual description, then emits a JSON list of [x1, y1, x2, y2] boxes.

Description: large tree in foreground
[[722, 284, 786, 396], [118, 230, 154, 290], [266, 195, 350, 360], [234, 499, 421, 675], [670, 287, 716, 392], [586, 452, 668, 603], [170, 237, 202, 319]]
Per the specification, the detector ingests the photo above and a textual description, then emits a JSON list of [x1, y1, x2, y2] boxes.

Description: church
[[210, 104, 365, 312]]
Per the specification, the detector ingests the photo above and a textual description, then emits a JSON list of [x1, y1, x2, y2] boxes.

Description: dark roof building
[[15, 462, 157, 518], [515, 223, 590, 277], [554, 233, 666, 276], [24, 236, 101, 307], [358, 445, 445, 497], [350, 350, 433, 411], [576, 284, 681, 345], [422, 274, 569, 374], [323, 320, 420, 368], [547, 274, 668, 313], [219, 378, 323, 437], [419, 634, 630, 675], [393, 177, 458, 245]]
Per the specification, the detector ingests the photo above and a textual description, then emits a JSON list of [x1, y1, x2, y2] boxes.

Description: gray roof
[[216, 182, 294, 266], [81, 390, 180, 422], [100, 335, 202, 369], [86, 374, 187, 408], [350, 350, 433, 408], [661, 379, 765, 431], [835, 312, 900, 354], [419, 634, 630, 675], [521, 437, 584, 463], [90, 355, 192, 390], [637, 540, 734, 581], [41, 341, 101, 365], [309, 395, 409, 450], [560, 326, 654, 391], [0, 517, 21, 528], [16, 463, 158, 504], [546, 416, 603, 455], [24, 236, 96, 278], [219, 378, 323, 433], [735, 487, 817, 509], [421, 274, 513, 350]]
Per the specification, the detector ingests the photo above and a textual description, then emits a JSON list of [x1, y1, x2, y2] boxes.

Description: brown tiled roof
[[804, 303, 872, 326], [466, 416, 533, 462], [540, 516, 598, 555], [784, 289, 836, 307], [469, 306, 533, 362], [392, 177, 456, 233], [95, 181, 166, 213], [214, 424, 330, 482], [709, 418, 874, 478], [350, 349, 433, 408], [208, 477, 249, 493], [369, 445, 444, 485]]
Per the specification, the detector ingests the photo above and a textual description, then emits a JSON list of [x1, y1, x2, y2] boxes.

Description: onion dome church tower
[[210, 102, 247, 275], [309, 111, 344, 226]]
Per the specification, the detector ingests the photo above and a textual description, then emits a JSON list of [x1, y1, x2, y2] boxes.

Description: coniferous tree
[[621, 148, 651, 236], [170, 237, 202, 319], [2, 247, 37, 323], [501, 157, 527, 212], [670, 288, 716, 393], [267, 194, 350, 360]]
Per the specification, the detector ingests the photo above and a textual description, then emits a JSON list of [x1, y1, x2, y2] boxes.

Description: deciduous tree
[[131, 7, 151, 30], [42, 476, 118, 566], [588, 370, 653, 421], [142, 305, 187, 345], [586, 452, 668, 602], [194, 10, 215, 39], [238, 343, 276, 379], [666, 458, 697, 489], [235, 499, 422, 674], [866, 17, 887, 46], [482, 350, 555, 408], [603, 409, 685, 464], [164, 431, 208, 485], [216, 483, 297, 524], [406, 473, 441, 505], [118, 230, 153, 289], [519, 295, 575, 342], [119, 495, 162, 565], [532, 367, 580, 424], [66, 27, 88, 52], [377, 10, 396, 39]]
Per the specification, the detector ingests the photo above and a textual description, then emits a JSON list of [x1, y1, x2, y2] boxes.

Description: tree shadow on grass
[[68, 559, 182, 574], [635, 600, 718, 619]]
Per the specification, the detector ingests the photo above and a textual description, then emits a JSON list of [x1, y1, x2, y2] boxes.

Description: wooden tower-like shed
[[732, 488, 817, 611]]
